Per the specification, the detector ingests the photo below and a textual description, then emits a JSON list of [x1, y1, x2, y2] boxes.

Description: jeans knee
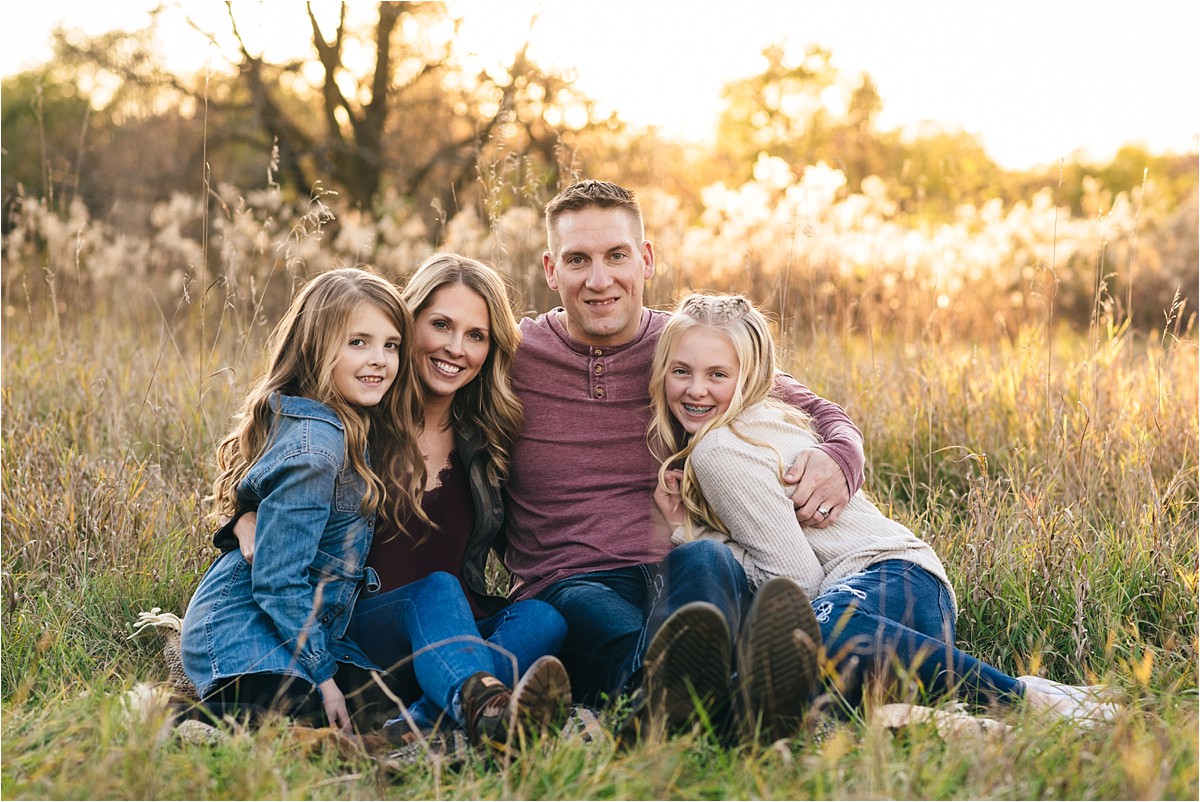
[[514, 600, 568, 646], [670, 538, 737, 574], [410, 571, 465, 604]]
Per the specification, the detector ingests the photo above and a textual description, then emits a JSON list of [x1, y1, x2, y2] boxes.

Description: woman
[[228, 254, 570, 750], [647, 292, 1117, 728]]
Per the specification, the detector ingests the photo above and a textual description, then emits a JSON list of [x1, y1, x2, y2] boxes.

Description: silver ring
[[817, 506, 830, 517]]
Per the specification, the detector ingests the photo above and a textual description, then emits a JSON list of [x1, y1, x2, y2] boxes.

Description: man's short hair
[[544, 179, 643, 250]]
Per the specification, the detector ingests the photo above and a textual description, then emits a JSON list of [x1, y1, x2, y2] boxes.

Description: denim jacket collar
[[271, 393, 345, 430]]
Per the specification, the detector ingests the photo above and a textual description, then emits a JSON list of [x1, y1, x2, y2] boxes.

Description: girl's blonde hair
[[402, 253, 523, 485], [212, 267, 427, 529], [647, 292, 810, 536]]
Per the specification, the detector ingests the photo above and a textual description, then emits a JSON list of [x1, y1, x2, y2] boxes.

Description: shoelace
[[478, 693, 509, 717]]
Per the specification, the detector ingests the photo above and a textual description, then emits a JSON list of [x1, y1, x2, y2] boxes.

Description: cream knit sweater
[[674, 402, 957, 610]]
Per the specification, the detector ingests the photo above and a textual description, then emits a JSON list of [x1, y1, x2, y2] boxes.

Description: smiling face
[[543, 206, 655, 347], [412, 282, 491, 401], [665, 326, 742, 434], [332, 301, 402, 407]]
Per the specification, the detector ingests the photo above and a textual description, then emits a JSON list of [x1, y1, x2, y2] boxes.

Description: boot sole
[[738, 576, 822, 740], [510, 655, 573, 733], [644, 601, 732, 730]]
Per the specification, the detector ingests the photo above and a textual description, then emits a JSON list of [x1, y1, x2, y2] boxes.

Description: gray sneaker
[[643, 601, 732, 732], [374, 729, 470, 772], [737, 576, 822, 741], [1018, 675, 1120, 726], [1017, 674, 1108, 701]]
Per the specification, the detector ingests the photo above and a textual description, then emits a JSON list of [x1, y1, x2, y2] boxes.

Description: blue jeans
[[344, 571, 566, 730], [812, 559, 1024, 708], [537, 539, 753, 704]]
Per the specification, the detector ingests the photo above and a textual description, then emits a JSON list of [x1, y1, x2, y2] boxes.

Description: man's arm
[[772, 373, 865, 528]]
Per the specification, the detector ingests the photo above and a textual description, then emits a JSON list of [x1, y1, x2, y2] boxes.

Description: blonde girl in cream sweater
[[647, 293, 1116, 724]]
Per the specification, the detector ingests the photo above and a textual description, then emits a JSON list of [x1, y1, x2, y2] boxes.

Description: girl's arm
[[690, 428, 826, 597], [248, 453, 342, 688], [317, 677, 351, 732], [771, 374, 865, 528]]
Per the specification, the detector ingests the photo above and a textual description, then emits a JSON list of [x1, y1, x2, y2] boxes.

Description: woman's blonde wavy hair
[[402, 253, 523, 485], [647, 292, 810, 537], [212, 267, 428, 530]]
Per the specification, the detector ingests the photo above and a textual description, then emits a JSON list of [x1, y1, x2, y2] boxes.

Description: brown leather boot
[[460, 672, 513, 748]]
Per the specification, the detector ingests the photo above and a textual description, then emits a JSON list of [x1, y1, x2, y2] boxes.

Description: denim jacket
[[182, 394, 380, 697], [211, 416, 510, 616]]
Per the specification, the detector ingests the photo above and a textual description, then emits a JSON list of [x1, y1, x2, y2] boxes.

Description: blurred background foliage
[[2, 1, 1196, 337]]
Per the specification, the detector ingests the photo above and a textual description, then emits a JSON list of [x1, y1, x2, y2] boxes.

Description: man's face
[[543, 207, 655, 347]]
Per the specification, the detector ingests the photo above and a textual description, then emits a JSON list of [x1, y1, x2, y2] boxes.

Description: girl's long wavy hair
[[402, 253, 523, 485], [647, 292, 810, 537], [212, 267, 428, 530]]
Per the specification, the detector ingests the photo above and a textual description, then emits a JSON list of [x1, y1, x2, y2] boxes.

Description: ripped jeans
[[813, 559, 1024, 709]]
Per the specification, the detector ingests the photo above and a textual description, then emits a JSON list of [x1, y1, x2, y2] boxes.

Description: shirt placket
[[588, 346, 607, 399]]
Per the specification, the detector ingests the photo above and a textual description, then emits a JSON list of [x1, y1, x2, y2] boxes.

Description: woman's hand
[[234, 511, 259, 564], [654, 469, 687, 528], [317, 677, 352, 733]]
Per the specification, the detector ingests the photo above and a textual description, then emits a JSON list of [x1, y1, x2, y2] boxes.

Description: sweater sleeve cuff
[[817, 440, 865, 496]]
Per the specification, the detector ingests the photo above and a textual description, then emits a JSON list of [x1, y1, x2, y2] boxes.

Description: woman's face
[[664, 326, 741, 434], [412, 282, 491, 400]]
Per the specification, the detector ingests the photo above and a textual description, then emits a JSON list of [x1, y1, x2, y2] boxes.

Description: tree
[[1, 69, 94, 226], [711, 43, 1013, 219], [211, 1, 614, 224], [714, 44, 898, 194], [28, 1, 608, 231], [715, 44, 839, 177]]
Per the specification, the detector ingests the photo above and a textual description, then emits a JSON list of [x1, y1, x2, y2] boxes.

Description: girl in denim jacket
[[182, 268, 428, 731]]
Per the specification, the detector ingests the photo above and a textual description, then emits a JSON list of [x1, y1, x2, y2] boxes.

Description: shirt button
[[593, 348, 603, 357], [594, 387, 605, 398], [594, 364, 605, 375]]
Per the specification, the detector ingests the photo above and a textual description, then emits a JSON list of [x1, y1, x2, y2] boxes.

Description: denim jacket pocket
[[310, 548, 362, 583], [310, 549, 362, 621], [335, 464, 367, 513]]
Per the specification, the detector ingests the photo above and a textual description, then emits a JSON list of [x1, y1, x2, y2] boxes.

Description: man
[[503, 179, 864, 733]]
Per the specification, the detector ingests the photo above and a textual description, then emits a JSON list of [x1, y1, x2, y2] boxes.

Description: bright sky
[[4, 0, 1197, 170]]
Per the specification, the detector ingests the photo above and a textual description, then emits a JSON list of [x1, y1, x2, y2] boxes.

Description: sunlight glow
[[2, 0, 1197, 169]]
